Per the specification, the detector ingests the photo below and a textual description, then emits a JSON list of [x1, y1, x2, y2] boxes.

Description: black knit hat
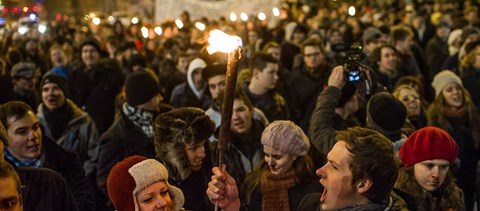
[[125, 72, 160, 106], [41, 73, 69, 97], [337, 83, 357, 108], [367, 92, 406, 141], [80, 38, 101, 53], [202, 63, 227, 80]]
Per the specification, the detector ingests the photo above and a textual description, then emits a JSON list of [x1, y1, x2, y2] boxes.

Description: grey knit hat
[[431, 70, 462, 98], [261, 120, 310, 156]]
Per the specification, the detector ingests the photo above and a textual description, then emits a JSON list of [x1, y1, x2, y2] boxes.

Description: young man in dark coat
[[0, 101, 95, 211]]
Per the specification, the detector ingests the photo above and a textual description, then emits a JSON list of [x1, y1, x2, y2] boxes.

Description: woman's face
[[263, 145, 296, 175], [136, 181, 173, 211], [397, 88, 421, 117], [413, 159, 450, 192], [441, 83, 463, 108]]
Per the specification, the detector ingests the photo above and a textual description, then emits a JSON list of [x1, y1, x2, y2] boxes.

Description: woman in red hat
[[395, 126, 465, 210]]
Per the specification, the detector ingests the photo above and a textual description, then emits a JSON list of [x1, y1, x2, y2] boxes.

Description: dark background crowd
[[0, 0, 480, 210]]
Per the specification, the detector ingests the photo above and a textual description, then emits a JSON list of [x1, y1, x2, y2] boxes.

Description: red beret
[[400, 126, 459, 167]]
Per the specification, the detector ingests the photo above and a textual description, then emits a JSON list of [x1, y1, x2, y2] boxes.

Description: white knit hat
[[431, 70, 463, 98]]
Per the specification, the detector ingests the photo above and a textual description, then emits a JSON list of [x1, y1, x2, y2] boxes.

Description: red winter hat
[[399, 126, 459, 167], [106, 155, 184, 211]]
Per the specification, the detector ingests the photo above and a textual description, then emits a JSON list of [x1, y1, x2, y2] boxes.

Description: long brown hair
[[426, 86, 480, 149], [395, 166, 465, 210]]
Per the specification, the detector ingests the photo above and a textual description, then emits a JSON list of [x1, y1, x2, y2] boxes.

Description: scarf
[[444, 106, 468, 119], [260, 169, 297, 211], [43, 101, 73, 140], [122, 103, 154, 138], [4, 149, 45, 167]]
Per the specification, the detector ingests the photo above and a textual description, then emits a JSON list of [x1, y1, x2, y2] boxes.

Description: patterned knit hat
[[107, 155, 184, 211], [431, 70, 462, 98], [261, 120, 310, 156], [399, 126, 459, 167]]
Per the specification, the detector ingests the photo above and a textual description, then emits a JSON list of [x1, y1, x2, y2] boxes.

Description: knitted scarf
[[43, 101, 73, 140], [122, 103, 154, 138], [260, 169, 297, 211]]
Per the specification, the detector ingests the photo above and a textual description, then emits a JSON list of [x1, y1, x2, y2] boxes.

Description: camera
[[331, 43, 363, 83]]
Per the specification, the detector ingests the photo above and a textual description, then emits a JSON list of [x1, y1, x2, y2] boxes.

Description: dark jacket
[[243, 82, 290, 122], [37, 99, 99, 177], [96, 111, 156, 195], [67, 62, 124, 134], [42, 137, 95, 211], [425, 35, 449, 77], [309, 86, 359, 168], [462, 67, 480, 110], [18, 166, 78, 211]]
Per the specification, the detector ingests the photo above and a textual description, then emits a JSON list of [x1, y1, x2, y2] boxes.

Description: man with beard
[[96, 71, 163, 207], [10, 62, 41, 110]]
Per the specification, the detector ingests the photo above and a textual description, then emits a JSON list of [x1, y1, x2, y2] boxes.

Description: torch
[[207, 29, 242, 210]]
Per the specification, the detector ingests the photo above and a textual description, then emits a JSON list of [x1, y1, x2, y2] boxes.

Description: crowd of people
[[0, 0, 480, 210]]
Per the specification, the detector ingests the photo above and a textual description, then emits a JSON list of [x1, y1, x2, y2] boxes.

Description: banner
[[155, 0, 281, 23]]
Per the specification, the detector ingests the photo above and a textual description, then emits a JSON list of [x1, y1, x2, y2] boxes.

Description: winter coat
[[309, 86, 359, 168], [96, 111, 156, 195], [462, 67, 480, 110], [425, 35, 449, 77], [37, 99, 99, 177], [67, 62, 124, 134], [42, 137, 96, 211], [243, 82, 290, 122], [169, 63, 211, 110]]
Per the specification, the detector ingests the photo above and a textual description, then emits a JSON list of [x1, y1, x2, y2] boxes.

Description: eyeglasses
[[0, 197, 21, 210], [304, 52, 321, 58]]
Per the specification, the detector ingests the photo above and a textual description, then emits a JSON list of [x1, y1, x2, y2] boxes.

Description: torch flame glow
[[207, 29, 242, 54]]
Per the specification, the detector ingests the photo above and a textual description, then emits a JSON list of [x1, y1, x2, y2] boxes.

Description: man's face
[[364, 39, 381, 54], [192, 68, 205, 90], [41, 83, 66, 110], [207, 75, 226, 100], [176, 56, 189, 73], [13, 78, 35, 92], [263, 145, 296, 175], [266, 47, 281, 61], [0, 177, 22, 211], [378, 47, 397, 73], [413, 159, 449, 192], [254, 63, 279, 90], [303, 46, 323, 69], [396, 36, 413, 53], [230, 99, 253, 134], [185, 141, 206, 172], [50, 48, 67, 67], [316, 141, 359, 210], [81, 45, 100, 68], [6, 111, 43, 161]]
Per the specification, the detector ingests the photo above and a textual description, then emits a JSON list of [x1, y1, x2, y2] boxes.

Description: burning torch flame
[[207, 29, 243, 54]]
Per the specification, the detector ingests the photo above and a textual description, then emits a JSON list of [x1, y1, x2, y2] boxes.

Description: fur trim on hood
[[154, 107, 215, 181]]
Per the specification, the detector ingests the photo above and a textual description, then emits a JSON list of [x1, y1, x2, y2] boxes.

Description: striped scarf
[[122, 103, 154, 138]]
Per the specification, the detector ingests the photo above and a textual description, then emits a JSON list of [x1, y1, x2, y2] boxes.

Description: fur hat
[[261, 120, 310, 156], [399, 126, 459, 167], [80, 38, 101, 53], [367, 92, 407, 141], [107, 155, 184, 211], [154, 107, 215, 181], [11, 62, 36, 78], [125, 71, 160, 106], [202, 63, 227, 80], [41, 74, 69, 97], [431, 70, 462, 98]]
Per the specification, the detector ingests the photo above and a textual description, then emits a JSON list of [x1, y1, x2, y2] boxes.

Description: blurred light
[[56, 14, 62, 21], [38, 24, 46, 33], [141, 26, 149, 38], [240, 12, 248, 21], [63, 15, 69, 21], [89, 12, 96, 18], [348, 6, 356, 16], [229, 12, 237, 22], [272, 7, 280, 17], [207, 29, 243, 54], [131, 17, 139, 24], [22, 6, 28, 13], [18, 26, 27, 34], [32, 6, 38, 12], [195, 22, 205, 31], [92, 17, 101, 25], [258, 12, 266, 21], [154, 26, 162, 35], [3, 8, 8, 13], [108, 16, 114, 23], [13, 8, 18, 13], [175, 19, 183, 29], [29, 13, 36, 20]]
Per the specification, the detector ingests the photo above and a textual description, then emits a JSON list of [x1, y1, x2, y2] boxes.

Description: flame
[[207, 29, 242, 54]]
